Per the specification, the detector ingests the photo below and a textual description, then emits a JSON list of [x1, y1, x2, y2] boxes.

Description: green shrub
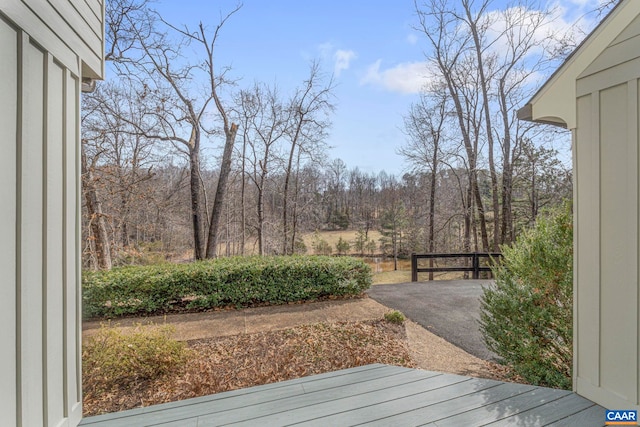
[[365, 240, 377, 255], [83, 256, 372, 318], [293, 238, 308, 255], [480, 203, 573, 389], [83, 324, 190, 394], [384, 310, 406, 324], [313, 239, 333, 255], [335, 237, 350, 255]]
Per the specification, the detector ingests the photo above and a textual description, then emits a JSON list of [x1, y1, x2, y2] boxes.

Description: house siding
[[0, 16, 18, 427], [575, 93, 601, 390], [0, 1, 102, 426], [575, 72, 640, 411], [2, 0, 104, 79]]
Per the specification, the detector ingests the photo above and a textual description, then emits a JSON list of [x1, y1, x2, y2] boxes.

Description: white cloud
[[406, 33, 418, 45], [478, 3, 598, 67], [334, 49, 356, 76], [317, 42, 334, 60], [360, 60, 432, 94], [316, 43, 357, 77]]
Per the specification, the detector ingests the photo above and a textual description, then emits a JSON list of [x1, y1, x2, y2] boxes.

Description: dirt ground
[[83, 296, 504, 380]]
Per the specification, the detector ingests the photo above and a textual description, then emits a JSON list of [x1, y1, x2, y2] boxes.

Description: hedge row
[[83, 256, 372, 319]]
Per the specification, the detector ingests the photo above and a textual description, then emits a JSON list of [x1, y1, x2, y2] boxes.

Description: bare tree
[[458, 0, 501, 251], [415, 0, 490, 251], [239, 83, 288, 255], [105, 0, 151, 63], [414, 0, 573, 251], [400, 89, 447, 277], [282, 62, 335, 254], [492, 2, 560, 244], [107, 4, 241, 260], [80, 146, 113, 270]]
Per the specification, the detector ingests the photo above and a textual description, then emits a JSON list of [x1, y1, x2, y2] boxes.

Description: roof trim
[[517, 103, 567, 128], [517, 104, 532, 121]]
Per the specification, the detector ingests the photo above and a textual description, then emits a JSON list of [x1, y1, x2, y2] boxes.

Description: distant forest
[[82, 0, 582, 269]]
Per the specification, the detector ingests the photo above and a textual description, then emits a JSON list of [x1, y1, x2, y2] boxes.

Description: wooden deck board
[[296, 377, 504, 426], [79, 364, 605, 427], [361, 382, 537, 426], [80, 364, 395, 426], [432, 387, 571, 426], [201, 371, 446, 426], [483, 393, 598, 426], [545, 404, 607, 427], [220, 372, 470, 426]]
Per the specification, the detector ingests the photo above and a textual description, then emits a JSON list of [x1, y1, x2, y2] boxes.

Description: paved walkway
[[83, 295, 499, 379], [82, 298, 390, 341], [368, 280, 496, 360]]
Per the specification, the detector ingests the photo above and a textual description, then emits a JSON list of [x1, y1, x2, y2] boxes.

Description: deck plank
[[80, 364, 398, 426], [292, 377, 503, 426], [79, 365, 604, 427], [152, 418, 198, 427], [196, 370, 456, 426], [483, 393, 597, 426], [222, 375, 469, 426], [432, 387, 570, 426], [361, 382, 536, 426], [545, 404, 606, 427]]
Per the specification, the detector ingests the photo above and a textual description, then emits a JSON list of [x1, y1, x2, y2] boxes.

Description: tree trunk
[[289, 159, 302, 254], [499, 83, 514, 245], [82, 148, 112, 270], [188, 125, 205, 260], [240, 134, 247, 255], [428, 151, 437, 280], [471, 171, 490, 251], [206, 123, 238, 258], [465, 1, 500, 251], [282, 121, 302, 255], [440, 58, 489, 252], [257, 183, 265, 256]]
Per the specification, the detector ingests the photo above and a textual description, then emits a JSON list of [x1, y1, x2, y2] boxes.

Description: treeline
[[81, 0, 574, 269], [81, 150, 570, 268]]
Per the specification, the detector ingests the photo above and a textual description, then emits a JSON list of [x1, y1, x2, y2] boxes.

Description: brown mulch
[[83, 320, 415, 417]]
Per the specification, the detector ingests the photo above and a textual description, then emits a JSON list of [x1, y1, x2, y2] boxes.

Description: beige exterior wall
[[2, 0, 104, 79], [574, 80, 640, 411], [0, 1, 103, 426], [572, 21, 640, 411]]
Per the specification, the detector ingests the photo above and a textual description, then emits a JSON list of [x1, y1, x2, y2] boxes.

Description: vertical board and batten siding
[[1, 1, 103, 426], [2, 0, 104, 79], [0, 15, 18, 427], [573, 21, 640, 410]]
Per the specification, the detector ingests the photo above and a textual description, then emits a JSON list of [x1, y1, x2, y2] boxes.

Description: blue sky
[[148, 0, 609, 175]]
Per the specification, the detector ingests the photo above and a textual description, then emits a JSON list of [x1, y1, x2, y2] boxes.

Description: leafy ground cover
[[83, 320, 414, 416]]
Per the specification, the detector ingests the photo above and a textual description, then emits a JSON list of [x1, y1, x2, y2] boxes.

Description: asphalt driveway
[[367, 280, 497, 361]]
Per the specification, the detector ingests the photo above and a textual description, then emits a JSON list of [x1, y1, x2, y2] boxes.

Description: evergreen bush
[[335, 237, 350, 255], [83, 256, 372, 318], [480, 203, 573, 389]]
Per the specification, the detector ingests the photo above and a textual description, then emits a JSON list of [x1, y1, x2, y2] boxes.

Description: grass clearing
[[301, 230, 383, 255]]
